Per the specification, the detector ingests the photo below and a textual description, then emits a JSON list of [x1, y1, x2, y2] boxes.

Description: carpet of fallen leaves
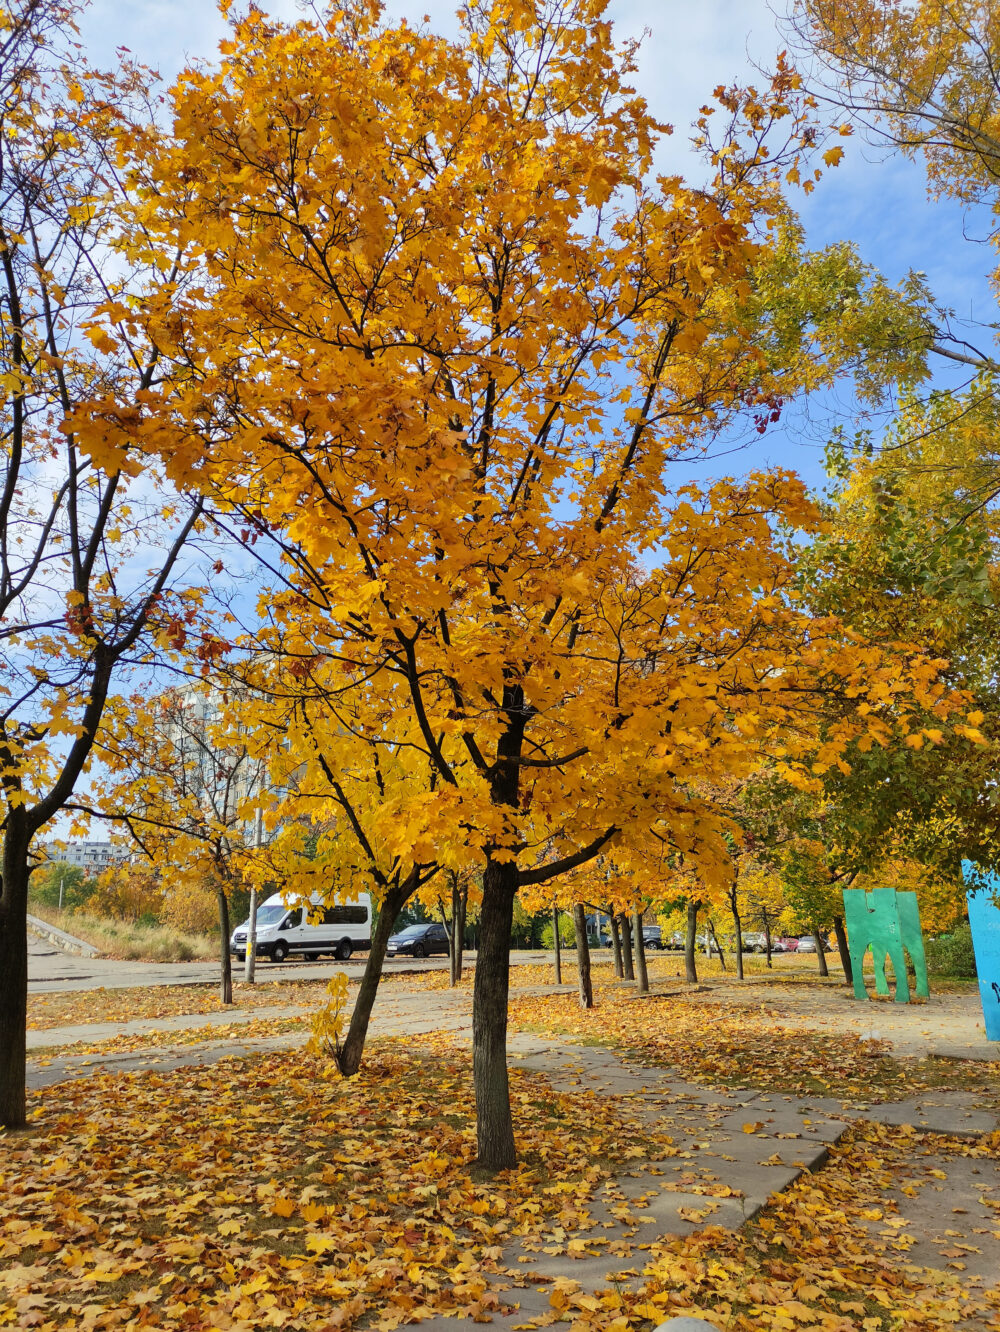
[[7, 1041, 1000, 1332], [26, 982, 333, 1031], [23, 956, 840, 1030], [509, 983, 1000, 1102], [1, 1042, 673, 1331], [31, 1015, 312, 1060]]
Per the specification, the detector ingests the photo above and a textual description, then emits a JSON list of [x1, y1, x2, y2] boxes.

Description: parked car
[[231, 891, 372, 963], [386, 922, 450, 958], [742, 931, 768, 953], [776, 936, 799, 952], [642, 925, 663, 950], [796, 935, 832, 953]]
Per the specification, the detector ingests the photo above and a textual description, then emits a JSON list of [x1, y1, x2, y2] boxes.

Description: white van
[[230, 890, 372, 963]]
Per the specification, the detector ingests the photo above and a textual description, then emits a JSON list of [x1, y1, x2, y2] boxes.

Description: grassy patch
[[29, 906, 218, 962]]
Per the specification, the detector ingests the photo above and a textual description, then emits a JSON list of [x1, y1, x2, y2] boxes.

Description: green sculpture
[[842, 887, 930, 1003]]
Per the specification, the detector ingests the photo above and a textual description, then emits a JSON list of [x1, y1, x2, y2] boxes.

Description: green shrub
[[540, 913, 576, 950], [925, 922, 977, 978], [29, 861, 97, 912]]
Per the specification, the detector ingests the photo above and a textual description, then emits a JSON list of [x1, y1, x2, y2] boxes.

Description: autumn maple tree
[[0, 1, 207, 1128], [71, 0, 978, 1169]]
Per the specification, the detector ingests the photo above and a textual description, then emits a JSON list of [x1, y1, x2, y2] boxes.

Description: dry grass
[[29, 905, 217, 962]]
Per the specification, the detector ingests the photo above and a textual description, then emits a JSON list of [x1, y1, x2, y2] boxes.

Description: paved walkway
[[26, 930, 456, 991], [25, 985, 474, 1085]]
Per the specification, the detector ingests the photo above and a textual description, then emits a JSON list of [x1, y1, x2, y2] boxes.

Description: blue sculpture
[[960, 860, 1000, 1042]]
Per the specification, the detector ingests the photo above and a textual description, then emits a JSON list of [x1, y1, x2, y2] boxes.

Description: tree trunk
[[457, 886, 467, 982], [339, 879, 410, 1076], [609, 912, 623, 977], [832, 913, 852, 985], [473, 855, 518, 1172], [731, 903, 744, 980], [620, 912, 635, 980], [217, 886, 233, 1005], [813, 928, 830, 977], [762, 907, 773, 969], [552, 905, 562, 984], [573, 903, 593, 1008], [440, 877, 463, 987], [0, 822, 30, 1128], [449, 879, 467, 986], [633, 909, 649, 994], [684, 899, 699, 984], [709, 919, 726, 972]]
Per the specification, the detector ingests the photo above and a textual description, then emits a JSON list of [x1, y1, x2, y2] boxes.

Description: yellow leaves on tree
[[72, 0, 975, 1168]]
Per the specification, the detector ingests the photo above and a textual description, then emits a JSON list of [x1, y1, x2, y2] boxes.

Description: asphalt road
[[26, 930, 567, 993]]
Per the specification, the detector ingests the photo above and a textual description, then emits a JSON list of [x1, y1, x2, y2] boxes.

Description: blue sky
[[75, 0, 997, 495]]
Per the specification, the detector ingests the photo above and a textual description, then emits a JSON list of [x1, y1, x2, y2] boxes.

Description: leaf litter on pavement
[[27, 981, 333, 1031]]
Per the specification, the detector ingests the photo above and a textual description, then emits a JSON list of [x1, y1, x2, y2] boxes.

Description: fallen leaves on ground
[[509, 982, 1000, 1102], [27, 981, 332, 1031], [31, 1014, 312, 1059], [0, 1041, 673, 1331]]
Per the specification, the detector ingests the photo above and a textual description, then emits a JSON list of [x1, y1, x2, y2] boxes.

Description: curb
[[27, 914, 100, 958]]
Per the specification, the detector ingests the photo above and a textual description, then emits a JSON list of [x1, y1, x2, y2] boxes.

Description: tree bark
[[762, 907, 773, 969], [832, 913, 852, 985], [620, 912, 635, 981], [452, 879, 467, 986], [684, 899, 699, 984], [609, 912, 623, 977], [552, 904, 562, 984], [243, 884, 259, 984], [339, 878, 411, 1076], [0, 820, 30, 1128], [813, 928, 830, 977], [473, 854, 518, 1172], [709, 919, 727, 972], [731, 902, 744, 980], [573, 902, 593, 1008], [633, 908, 649, 994], [440, 874, 465, 987], [457, 886, 467, 982], [217, 886, 233, 1005]]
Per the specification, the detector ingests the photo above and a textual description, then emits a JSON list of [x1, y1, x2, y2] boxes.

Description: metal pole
[[244, 804, 263, 984]]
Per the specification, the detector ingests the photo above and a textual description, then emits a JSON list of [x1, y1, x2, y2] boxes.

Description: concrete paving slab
[[713, 1102, 849, 1141], [860, 1151, 1000, 1287], [857, 1097, 999, 1137]]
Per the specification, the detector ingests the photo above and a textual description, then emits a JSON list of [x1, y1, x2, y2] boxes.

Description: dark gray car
[[386, 922, 450, 958]]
